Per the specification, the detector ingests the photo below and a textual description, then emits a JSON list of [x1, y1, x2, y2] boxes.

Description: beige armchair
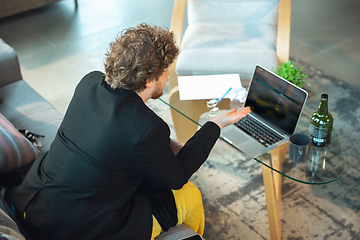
[[168, 0, 292, 143]]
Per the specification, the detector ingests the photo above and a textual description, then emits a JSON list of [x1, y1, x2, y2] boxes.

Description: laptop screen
[[244, 65, 308, 135]]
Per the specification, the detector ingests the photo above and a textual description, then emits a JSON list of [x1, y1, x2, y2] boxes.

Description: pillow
[[0, 208, 25, 240], [0, 113, 40, 173]]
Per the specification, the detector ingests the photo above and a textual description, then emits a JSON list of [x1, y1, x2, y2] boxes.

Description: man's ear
[[145, 79, 153, 89]]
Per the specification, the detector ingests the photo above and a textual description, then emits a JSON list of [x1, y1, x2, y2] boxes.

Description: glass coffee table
[[159, 75, 345, 240]]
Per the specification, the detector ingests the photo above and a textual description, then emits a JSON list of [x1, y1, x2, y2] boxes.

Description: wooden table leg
[[261, 143, 288, 240]]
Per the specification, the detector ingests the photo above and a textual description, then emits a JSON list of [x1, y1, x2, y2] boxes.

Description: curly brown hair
[[104, 23, 179, 91]]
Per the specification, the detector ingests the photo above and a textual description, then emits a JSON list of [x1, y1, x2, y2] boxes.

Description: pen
[[217, 87, 232, 103]]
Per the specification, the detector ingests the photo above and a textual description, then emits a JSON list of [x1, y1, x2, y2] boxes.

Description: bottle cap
[[321, 94, 328, 99]]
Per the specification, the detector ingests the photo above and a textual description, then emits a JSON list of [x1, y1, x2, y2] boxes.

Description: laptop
[[221, 65, 308, 158]]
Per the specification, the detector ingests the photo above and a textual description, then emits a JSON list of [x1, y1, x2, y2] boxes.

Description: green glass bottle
[[309, 94, 334, 147]]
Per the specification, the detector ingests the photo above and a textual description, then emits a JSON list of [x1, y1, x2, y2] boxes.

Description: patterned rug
[[146, 58, 360, 240]]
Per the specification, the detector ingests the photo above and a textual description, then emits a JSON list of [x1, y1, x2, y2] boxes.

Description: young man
[[14, 23, 250, 240]]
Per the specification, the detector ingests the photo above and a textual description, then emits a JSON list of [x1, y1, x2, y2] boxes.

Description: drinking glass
[[206, 99, 219, 118]]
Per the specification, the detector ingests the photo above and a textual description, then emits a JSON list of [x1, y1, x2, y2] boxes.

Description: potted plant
[[274, 60, 307, 88]]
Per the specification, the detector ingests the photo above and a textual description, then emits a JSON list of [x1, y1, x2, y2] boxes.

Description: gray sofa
[[0, 38, 63, 154], [0, 39, 63, 239]]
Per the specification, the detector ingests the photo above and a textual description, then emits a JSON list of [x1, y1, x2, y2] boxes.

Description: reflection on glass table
[[160, 81, 345, 185], [159, 80, 345, 240]]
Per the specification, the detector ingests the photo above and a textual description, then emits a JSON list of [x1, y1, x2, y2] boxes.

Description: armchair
[[168, 0, 292, 143]]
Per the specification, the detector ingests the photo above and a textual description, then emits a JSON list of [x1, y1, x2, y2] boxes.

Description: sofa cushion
[[0, 113, 40, 173], [0, 194, 25, 240], [0, 208, 25, 240], [155, 224, 203, 240], [176, 0, 279, 81], [0, 80, 63, 152], [187, 0, 279, 25], [177, 22, 278, 80]]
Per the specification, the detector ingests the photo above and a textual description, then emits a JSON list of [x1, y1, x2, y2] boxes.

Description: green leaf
[[274, 60, 307, 88]]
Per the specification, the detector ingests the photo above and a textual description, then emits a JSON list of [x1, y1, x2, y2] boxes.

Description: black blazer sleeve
[[131, 119, 220, 190]]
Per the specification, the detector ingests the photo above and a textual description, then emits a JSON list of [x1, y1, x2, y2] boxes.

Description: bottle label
[[309, 125, 330, 146], [310, 125, 328, 138]]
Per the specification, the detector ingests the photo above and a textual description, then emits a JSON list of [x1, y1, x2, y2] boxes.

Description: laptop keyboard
[[235, 115, 284, 147]]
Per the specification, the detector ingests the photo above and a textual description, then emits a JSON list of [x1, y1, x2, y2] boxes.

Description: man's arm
[[131, 119, 218, 190], [169, 138, 184, 155], [130, 107, 251, 189]]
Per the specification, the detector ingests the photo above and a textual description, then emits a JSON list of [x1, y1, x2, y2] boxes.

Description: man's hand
[[210, 106, 251, 129], [169, 138, 185, 155]]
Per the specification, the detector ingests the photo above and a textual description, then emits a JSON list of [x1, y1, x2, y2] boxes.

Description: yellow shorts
[[151, 181, 205, 239]]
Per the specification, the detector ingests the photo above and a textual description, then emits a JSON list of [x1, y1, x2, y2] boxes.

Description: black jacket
[[14, 71, 220, 240]]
